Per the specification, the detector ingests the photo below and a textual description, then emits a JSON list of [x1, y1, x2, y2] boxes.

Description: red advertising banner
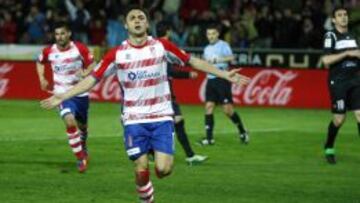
[[0, 61, 330, 109]]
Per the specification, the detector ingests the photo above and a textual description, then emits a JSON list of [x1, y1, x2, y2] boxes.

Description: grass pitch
[[0, 100, 359, 203]]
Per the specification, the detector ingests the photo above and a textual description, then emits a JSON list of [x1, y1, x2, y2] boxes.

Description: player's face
[[54, 27, 71, 47], [332, 9, 348, 28], [206, 29, 219, 44], [125, 9, 149, 37]]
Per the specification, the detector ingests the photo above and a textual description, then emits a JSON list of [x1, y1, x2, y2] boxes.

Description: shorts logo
[[128, 135, 133, 147], [336, 99, 345, 111], [127, 147, 140, 156]]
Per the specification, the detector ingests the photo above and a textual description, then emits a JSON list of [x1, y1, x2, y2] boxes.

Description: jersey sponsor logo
[[335, 40, 357, 50], [127, 70, 161, 81], [53, 62, 81, 73], [344, 61, 357, 68]]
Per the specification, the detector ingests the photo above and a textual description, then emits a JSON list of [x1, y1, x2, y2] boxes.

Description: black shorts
[[328, 78, 360, 113], [171, 100, 182, 116], [205, 78, 233, 104]]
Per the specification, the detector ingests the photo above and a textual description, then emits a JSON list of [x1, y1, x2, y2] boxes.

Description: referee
[[200, 24, 249, 145], [322, 6, 360, 164]]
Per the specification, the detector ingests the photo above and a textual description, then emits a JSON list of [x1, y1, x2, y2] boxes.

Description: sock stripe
[[68, 136, 81, 145], [139, 188, 153, 198], [67, 132, 80, 138], [72, 145, 82, 153], [137, 181, 152, 192], [137, 181, 154, 202]]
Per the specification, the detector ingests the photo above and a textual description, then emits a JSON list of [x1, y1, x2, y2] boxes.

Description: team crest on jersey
[[54, 65, 61, 72], [150, 46, 156, 55], [125, 53, 131, 60]]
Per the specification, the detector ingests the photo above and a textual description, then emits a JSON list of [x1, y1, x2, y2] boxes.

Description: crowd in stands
[[0, 0, 359, 49]]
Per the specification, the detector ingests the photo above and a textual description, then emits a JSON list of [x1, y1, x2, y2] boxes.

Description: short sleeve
[[222, 42, 233, 56], [323, 32, 336, 54], [157, 38, 191, 65], [92, 47, 117, 80], [74, 42, 94, 68], [37, 47, 51, 64]]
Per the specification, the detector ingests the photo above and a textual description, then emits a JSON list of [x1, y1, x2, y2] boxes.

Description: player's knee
[[333, 116, 345, 126], [205, 104, 215, 114], [354, 111, 360, 122], [174, 116, 183, 123], [223, 105, 234, 116], [63, 114, 77, 127], [155, 165, 172, 179]]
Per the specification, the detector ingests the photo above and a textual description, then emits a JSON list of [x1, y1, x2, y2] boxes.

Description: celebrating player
[[36, 22, 95, 172], [41, 7, 249, 203]]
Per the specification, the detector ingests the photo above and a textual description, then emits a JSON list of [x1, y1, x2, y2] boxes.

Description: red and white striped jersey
[[92, 37, 190, 125], [38, 41, 94, 96]]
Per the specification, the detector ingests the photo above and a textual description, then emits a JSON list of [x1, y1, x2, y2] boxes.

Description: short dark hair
[[332, 6, 348, 18], [53, 21, 70, 31], [206, 23, 220, 32], [156, 21, 171, 37], [124, 5, 149, 21]]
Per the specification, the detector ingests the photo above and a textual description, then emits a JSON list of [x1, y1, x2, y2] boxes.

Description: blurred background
[[0, 0, 359, 108], [0, 0, 359, 48]]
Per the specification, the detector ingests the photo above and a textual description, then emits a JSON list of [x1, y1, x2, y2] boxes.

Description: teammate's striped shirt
[[92, 37, 190, 125], [38, 41, 94, 96]]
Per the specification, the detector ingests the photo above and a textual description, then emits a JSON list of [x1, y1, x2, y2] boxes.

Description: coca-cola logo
[[0, 63, 13, 97], [199, 70, 298, 106], [90, 74, 123, 101]]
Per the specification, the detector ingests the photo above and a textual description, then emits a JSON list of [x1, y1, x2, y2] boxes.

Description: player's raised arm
[[188, 56, 250, 86]]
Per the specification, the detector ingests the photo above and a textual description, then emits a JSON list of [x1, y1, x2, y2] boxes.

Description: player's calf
[[136, 169, 154, 203]]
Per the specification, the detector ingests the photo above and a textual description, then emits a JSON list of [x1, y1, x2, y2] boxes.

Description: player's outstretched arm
[[188, 56, 250, 85], [40, 76, 97, 109], [81, 62, 97, 78]]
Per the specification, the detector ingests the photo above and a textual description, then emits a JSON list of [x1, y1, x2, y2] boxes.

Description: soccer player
[[156, 21, 208, 165], [41, 7, 249, 203], [36, 21, 95, 173], [200, 24, 249, 146], [322, 6, 360, 164]]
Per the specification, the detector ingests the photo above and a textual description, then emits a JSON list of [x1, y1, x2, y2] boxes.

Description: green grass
[[0, 100, 359, 203]]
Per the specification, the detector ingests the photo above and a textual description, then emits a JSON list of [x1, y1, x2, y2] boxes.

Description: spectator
[[106, 14, 128, 47], [298, 17, 322, 49], [0, 11, 17, 43], [170, 20, 189, 47], [254, 4, 273, 48], [89, 18, 106, 45], [24, 5, 46, 44], [65, 0, 91, 43]]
